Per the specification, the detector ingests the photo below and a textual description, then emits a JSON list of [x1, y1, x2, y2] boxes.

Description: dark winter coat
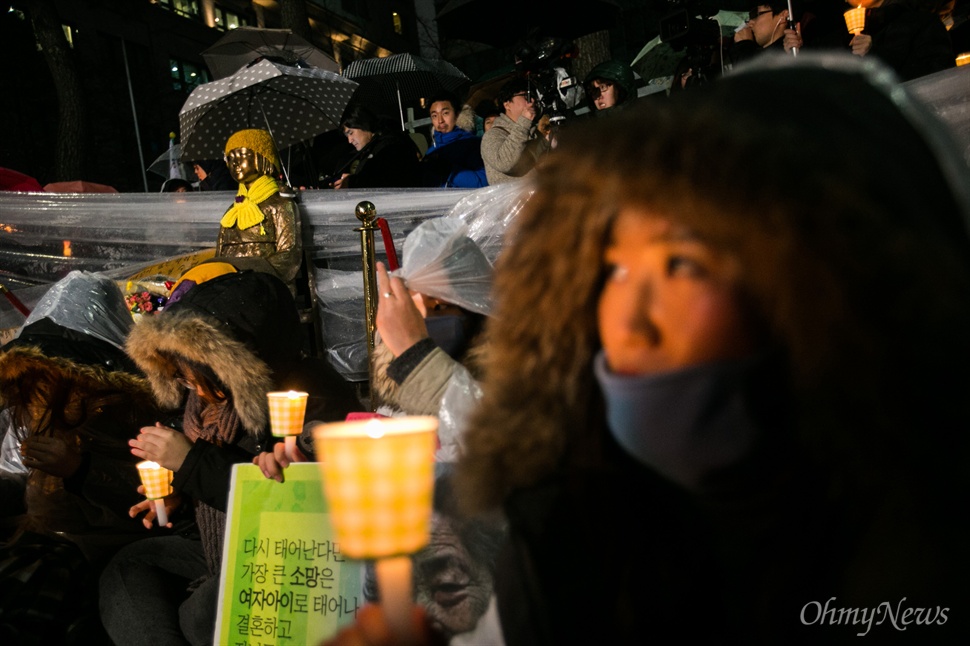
[[0, 320, 161, 558], [863, 2, 955, 81], [340, 132, 423, 189], [125, 271, 361, 574]]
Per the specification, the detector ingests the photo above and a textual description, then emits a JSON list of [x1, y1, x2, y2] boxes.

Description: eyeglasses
[[586, 82, 613, 100], [748, 9, 773, 19]]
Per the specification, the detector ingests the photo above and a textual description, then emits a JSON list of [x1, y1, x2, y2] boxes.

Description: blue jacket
[[422, 128, 488, 189]]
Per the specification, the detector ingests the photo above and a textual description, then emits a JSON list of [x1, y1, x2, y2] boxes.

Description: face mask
[[593, 351, 764, 492], [425, 315, 468, 360]]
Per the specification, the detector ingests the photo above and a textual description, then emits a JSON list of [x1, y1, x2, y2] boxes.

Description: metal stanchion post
[[355, 201, 379, 409]]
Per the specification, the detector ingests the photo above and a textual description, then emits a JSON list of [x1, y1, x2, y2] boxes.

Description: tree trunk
[[574, 30, 612, 83], [22, 0, 83, 181], [278, 0, 310, 39]]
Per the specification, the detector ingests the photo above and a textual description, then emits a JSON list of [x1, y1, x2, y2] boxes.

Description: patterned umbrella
[[179, 58, 358, 163], [202, 27, 340, 79], [343, 53, 470, 129]]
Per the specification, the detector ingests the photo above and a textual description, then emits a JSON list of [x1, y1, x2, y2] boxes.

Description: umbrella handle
[[786, 0, 798, 57]]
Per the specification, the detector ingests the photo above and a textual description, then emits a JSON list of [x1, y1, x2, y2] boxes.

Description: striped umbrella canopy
[[343, 53, 470, 129], [202, 27, 340, 79], [179, 58, 358, 163]]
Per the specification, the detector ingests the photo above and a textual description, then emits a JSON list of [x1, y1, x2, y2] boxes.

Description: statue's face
[[225, 148, 266, 184]]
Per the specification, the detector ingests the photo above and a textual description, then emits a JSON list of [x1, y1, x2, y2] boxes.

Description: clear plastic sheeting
[[313, 266, 371, 382], [392, 218, 494, 316], [443, 180, 535, 264], [18, 270, 133, 350], [436, 366, 483, 463], [0, 187, 473, 329], [904, 64, 970, 166], [315, 181, 534, 379]]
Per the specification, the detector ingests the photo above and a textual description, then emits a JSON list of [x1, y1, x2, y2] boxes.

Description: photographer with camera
[[480, 76, 552, 185]]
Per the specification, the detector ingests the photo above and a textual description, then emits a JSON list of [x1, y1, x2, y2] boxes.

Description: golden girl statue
[[215, 128, 301, 288]]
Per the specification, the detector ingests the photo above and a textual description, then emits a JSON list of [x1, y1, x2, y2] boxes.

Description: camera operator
[[480, 76, 552, 185]]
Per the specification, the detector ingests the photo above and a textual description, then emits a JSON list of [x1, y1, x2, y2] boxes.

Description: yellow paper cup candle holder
[[267, 390, 308, 460], [313, 415, 438, 643], [136, 460, 174, 526], [844, 6, 866, 35]]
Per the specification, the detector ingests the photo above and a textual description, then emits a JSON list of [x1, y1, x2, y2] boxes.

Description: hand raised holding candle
[[129, 485, 182, 529], [129, 422, 194, 471], [850, 32, 872, 56], [253, 440, 309, 483]]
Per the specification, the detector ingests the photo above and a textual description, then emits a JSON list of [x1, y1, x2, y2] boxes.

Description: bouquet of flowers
[[124, 278, 174, 317]]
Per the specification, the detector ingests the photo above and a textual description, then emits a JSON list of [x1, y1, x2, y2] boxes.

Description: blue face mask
[[593, 351, 763, 492], [425, 315, 468, 360]]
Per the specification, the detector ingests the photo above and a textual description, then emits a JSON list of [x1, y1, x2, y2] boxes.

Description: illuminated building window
[[155, 0, 201, 19], [213, 6, 249, 31], [171, 59, 210, 92], [392, 11, 402, 35]]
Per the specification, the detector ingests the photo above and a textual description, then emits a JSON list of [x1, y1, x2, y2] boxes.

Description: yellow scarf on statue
[[220, 175, 280, 232]]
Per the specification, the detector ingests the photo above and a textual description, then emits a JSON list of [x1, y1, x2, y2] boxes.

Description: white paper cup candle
[[136, 460, 173, 526], [267, 391, 308, 460]]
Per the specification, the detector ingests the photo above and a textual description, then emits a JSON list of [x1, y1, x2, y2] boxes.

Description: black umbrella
[[202, 26, 340, 79], [343, 53, 470, 130], [435, 0, 622, 48], [179, 58, 358, 182]]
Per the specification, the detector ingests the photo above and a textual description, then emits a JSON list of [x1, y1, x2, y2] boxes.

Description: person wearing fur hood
[[370, 218, 493, 462], [99, 270, 360, 646], [0, 271, 163, 644]]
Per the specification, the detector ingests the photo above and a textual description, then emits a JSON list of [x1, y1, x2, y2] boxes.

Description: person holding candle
[[98, 270, 360, 646], [846, 0, 955, 80], [324, 53, 970, 645]]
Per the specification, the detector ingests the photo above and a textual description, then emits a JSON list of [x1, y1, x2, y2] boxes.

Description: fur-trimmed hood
[[0, 343, 157, 432], [125, 271, 304, 435]]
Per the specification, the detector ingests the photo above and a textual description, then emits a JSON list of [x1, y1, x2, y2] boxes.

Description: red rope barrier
[[0, 283, 30, 318], [375, 217, 400, 271]]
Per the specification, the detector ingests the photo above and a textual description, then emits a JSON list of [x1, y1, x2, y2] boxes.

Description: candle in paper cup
[[844, 6, 866, 35], [136, 460, 173, 526], [268, 390, 309, 460], [313, 415, 438, 642], [267, 391, 308, 437], [312, 416, 438, 558]]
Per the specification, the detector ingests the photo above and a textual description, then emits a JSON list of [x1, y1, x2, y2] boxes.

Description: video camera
[[659, 0, 723, 87], [513, 37, 584, 126]]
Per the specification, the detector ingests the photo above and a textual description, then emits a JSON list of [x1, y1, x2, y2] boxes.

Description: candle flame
[[365, 419, 385, 439]]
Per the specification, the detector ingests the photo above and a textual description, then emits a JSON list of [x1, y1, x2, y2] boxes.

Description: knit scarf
[[183, 392, 242, 579], [220, 175, 280, 233]]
